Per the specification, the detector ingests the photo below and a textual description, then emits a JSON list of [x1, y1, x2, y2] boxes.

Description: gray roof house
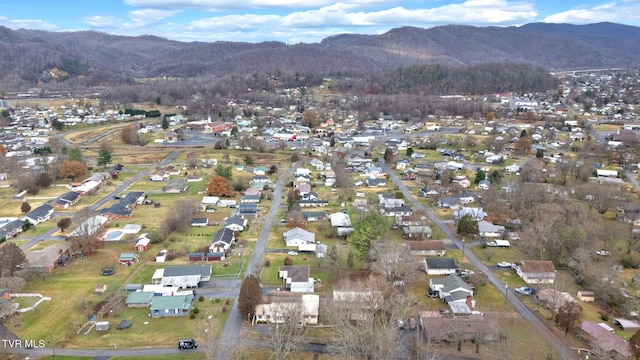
[[424, 258, 460, 275], [211, 228, 235, 250], [152, 265, 212, 288], [24, 204, 54, 225], [283, 227, 315, 247]]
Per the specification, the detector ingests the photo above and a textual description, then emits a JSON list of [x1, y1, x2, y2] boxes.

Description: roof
[[402, 226, 432, 234], [225, 216, 246, 227], [430, 274, 473, 293], [424, 258, 460, 270], [119, 253, 138, 261], [329, 212, 352, 227], [150, 294, 194, 311], [279, 266, 310, 282], [25, 204, 53, 220], [126, 291, 154, 304], [163, 265, 212, 278], [25, 243, 69, 269], [407, 240, 445, 251], [517, 260, 555, 273], [283, 227, 315, 243], [213, 228, 234, 245], [581, 321, 632, 357]]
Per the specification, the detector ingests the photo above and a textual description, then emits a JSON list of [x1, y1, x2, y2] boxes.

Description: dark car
[[178, 338, 198, 350], [101, 268, 115, 276]]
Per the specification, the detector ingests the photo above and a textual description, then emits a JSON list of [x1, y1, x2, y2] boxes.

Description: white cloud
[[123, 0, 348, 10], [543, 2, 640, 24], [188, 14, 281, 30], [2, 19, 59, 30], [83, 15, 122, 28], [127, 9, 181, 27]]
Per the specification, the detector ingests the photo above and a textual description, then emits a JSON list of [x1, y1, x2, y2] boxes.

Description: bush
[[189, 313, 196, 319], [284, 257, 292, 266], [215, 298, 221, 303], [221, 306, 227, 313], [199, 296, 204, 302], [192, 307, 200, 314], [263, 259, 271, 267], [147, 230, 164, 244], [621, 256, 640, 269], [600, 314, 609, 322]]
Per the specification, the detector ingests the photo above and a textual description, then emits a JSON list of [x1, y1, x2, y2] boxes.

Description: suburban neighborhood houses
[[3, 67, 640, 360]]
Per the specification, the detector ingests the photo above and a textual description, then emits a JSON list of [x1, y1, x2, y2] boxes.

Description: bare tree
[[368, 240, 417, 288], [576, 183, 622, 214], [0, 242, 26, 277], [264, 299, 311, 359], [67, 208, 105, 256], [325, 276, 415, 360], [161, 199, 197, 235]]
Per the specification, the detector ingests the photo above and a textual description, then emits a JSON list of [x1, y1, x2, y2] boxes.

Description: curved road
[[381, 160, 580, 360]]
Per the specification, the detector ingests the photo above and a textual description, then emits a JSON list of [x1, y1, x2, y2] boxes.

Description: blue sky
[[1, 0, 640, 43]]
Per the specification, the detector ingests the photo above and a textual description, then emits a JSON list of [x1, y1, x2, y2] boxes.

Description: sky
[[1, 0, 640, 44]]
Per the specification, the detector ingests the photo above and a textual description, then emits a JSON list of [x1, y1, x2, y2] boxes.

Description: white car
[[287, 251, 298, 256], [596, 250, 611, 256], [498, 262, 512, 268]]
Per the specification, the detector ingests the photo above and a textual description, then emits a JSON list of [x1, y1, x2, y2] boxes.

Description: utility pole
[[49, 332, 55, 358]]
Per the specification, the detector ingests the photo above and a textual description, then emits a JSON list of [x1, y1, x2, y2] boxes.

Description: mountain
[[1, 22, 639, 89]]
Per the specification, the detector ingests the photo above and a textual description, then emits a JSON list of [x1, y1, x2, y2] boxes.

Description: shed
[[614, 318, 640, 331], [94, 284, 107, 295], [125, 284, 143, 292], [156, 249, 167, 263], [135, 237, 151, 252], [577, 290, 595, 303], [95, 321, 110, 331], [119, 253, 139, 266]]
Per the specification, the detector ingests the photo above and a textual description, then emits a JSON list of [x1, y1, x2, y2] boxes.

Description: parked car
[[596, 250, 611, 256], [287, 251, 299, 256], [498, 262, 512, 268], [178, 338, 198, 350], [515, 286, 532, 296], [101, 268, 115, 276]]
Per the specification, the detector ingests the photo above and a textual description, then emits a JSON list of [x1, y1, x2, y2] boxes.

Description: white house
[[278, 266, 314, 293], [283, 227, 315, 247], [254, 294, 320, 325], [478, 220, 505, 238]]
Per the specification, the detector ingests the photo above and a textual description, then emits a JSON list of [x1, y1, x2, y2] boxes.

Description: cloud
[[127, 8, 181, 27], [1, 19, 59, 30], [543, 2, 640, 24], [123, 0, 348, 10], [83, 15, 122, 28]]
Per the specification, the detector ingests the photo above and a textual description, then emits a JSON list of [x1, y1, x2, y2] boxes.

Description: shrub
[[192, 307, 200, 314], [199, 296, 205, 302], [189, 313, 196, 319], [284, 257, 292, 266], [263, 259, 271, 267], [600, 314, 609, 322], [215, 298, 221, 303], [221, 306, 227, 313]]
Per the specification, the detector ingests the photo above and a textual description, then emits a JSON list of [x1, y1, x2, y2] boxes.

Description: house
[[135, 236, 151, 252], [254, 294, 320, 325], [125, 291, 154, 308], [211, 228, 235, 251], [580, 321, 631, 359], [283, 227, 316, 247], [424, 258, 460, 275], [240, 194, 261, 203], [477, 179, 491, 190], [150, 170, 170, 181], [0, 289, 13, 318], [514, 260, 556, 284], [478, 220, 505, 238], [0, 219, 25, 240], [187, 174, 204, 182], [191, 217, 209, 227], [164, 179, 188, 194], [420, 312, 500, 343], [225, 216, 247, 232], [402, 225, 432, 239], [151, 265, 212, 288], [329, 211, 354, 237], [454, 207, 487, 221], [278, 266, 314, 293], [100, 191, 145, 219], [23, 204, 54, 225], [378, 193, 405, 209], [68, 215, 109, 238], [407, 240, 445, 256], [366, 178, 387, 187], [382, 205, 413, 217], [244, 187, 261, 196], [119, 253, 139, 266], [149, 294, 195, 318], [253, 166, 268, 175], [201, 196, 220, 209], [332, 290, 383, 323], [577, 290, 595, 303], [249, 175, 271, 187], [236, 204, 259, 218], [429, 274, 475, 313], [25, 243, 70, 273], [614, 318, 640, 331], [299, 199, 329, 208], [50, 191, 80, 210], [302, 211, 327, 222]]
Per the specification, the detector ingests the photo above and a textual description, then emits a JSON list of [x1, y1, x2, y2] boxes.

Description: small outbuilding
[[577, 290, 595, 303], [95, 321, 110, 331]]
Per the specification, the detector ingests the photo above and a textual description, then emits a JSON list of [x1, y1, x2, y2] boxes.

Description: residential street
[[380, 160, 580, 360]]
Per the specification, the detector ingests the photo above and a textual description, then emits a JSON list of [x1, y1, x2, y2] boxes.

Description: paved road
[[381, 160, 580, 360], [18, 150, 181, 252], [215, 163, 294, 360]]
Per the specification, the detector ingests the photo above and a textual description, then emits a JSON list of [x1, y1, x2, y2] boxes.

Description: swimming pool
[[103, 230, 125, 241]]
